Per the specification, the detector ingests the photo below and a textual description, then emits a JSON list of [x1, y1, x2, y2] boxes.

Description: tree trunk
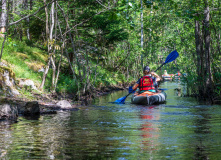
[[140, 0, 144, 68], [39, 1, 55, 90], [44, 0, 49, 40], [0, 0, 7, 62], [24, 0, 30, 40], [39, 57, 51, 90], [50, 2, 56, 89], [194, 18, 204, 95], [203, 0, 213, 101], [0, 0, 7, 37], [54, 43, 64, 90]]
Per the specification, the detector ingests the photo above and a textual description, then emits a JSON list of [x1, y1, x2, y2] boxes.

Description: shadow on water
[[192, 107, 211, 160], [1, 81, 221, 159]]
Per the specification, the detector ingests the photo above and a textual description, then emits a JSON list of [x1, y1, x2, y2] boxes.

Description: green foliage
[[56, 74, 78, 94], [0, 38, 47, 86], [1, 0, 220, 101]]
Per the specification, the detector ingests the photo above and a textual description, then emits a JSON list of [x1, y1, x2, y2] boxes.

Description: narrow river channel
[[1, 81, 221, 159]]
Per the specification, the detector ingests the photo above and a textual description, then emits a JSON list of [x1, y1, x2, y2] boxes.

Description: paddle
[[154, 50, 179, 72], [158, 88, 168, 91], [113, 50, 179, 104]]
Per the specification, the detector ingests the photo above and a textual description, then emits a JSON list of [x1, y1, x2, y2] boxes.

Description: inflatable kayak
[[162, 74, 174, 81], [131, 91, 167, 105]]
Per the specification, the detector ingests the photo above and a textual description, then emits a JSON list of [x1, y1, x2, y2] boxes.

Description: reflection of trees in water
[[0, 121, 12, 159], [174, 81, 182, 97], [139, 106, 160, 152], [0, 112, 73, 159], [0, 107, 124, 159], [192, 107, 211, 160]]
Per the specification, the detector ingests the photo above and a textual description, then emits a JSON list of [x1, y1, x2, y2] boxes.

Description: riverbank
[[0, 82, 132, 121]]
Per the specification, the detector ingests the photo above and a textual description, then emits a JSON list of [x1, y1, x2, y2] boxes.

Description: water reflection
[[192, 107, 212, 160], [139, 106, 160, 152], [1, 82, 221, 159]]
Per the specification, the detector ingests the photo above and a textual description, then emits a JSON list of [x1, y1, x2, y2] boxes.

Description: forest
[[0, 0, 221, 104]]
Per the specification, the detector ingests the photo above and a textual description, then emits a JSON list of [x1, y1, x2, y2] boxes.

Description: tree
[[0, 0, 7, 37]]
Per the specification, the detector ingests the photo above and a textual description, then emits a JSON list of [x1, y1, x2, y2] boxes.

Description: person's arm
[[132, 78, 140, 90], [132, 83, 139, 90], [151, 72, 162, 82]]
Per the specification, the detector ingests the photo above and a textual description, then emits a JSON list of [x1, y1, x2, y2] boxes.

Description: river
[[1, 81, 221, 159]]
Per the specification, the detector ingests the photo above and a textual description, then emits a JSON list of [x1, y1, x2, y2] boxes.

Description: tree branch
[[57, 3, 111, 36], [96, 0, 110, 9], [9, 0, 57, 26]]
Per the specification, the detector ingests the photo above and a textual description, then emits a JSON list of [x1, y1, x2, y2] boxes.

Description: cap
[[143, 66, 150, 72]]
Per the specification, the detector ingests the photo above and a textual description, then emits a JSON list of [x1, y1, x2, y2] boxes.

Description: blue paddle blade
[[129, 86, 135, 93], [114, 96, 127, 103], [164, 50, 179, 64], [158, 88, 168, 91]]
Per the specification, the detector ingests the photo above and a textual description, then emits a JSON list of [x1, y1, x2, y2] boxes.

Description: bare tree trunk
[[194, 18, 204, 94], [0, 0, 8, 62], [54, 43, 64, 90], [57, 4, 81, 78], [24, 0, 30, 40], [203, 0, 213, 100], [50, 2, 56, 89], [0, 0, 7, 37], [44, 0, 49, 40], [140, 0, 144, 68], [39, 57, 51, 90], [39, 1, 54, 90]]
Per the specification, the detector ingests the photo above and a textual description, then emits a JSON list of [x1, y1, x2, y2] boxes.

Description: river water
[[1, 81, 221, 159]]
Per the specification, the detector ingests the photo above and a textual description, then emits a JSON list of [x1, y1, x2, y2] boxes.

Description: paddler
[[163, 70, 169, 76], [132, 66, 162, 93]]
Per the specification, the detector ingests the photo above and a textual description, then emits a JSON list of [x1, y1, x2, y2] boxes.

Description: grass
[[0, 38, 47, 93], [0, 37, 130, 101]]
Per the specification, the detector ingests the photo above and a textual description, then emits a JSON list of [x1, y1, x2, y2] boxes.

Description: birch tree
[[0, 0, 7, 37]]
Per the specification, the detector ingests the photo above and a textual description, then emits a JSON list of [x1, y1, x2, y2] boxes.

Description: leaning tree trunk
[[39, 2, 55, 90]]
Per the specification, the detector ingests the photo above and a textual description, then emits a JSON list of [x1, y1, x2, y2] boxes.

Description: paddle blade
[[129, 86, 135, 93], [164, 50, 179, 64], [114, 96, 127, 103], [158, 88, 168, 91]]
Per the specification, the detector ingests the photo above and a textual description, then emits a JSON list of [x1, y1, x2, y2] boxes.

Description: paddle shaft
[[154, 63, 165, 72], [124, 90, 134, 100]]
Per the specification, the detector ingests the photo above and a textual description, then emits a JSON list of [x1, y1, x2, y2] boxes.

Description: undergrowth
[[0, 38, 130, 100]]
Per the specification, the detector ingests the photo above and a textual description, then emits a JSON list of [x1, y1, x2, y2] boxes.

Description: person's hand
[[151, 72, 157, 76], [151, 72, 160, 78]]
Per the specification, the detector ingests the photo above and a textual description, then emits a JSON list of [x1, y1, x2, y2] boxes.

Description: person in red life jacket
[[132, 66, 162, 93]]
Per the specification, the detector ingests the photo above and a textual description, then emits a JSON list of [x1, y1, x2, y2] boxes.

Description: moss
[[32, 51, 48, 62], [14, 52, 29, 60], [25, 61, 45, 72], [0, 66, 16, 80]]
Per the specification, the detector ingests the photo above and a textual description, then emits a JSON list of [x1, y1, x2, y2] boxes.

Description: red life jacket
[[139, 76, 155, 91]]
